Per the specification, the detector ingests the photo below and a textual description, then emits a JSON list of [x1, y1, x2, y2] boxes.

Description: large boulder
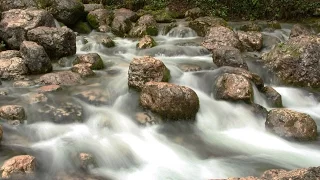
[[111, 15, 132, 37], [20, 41, 52, 74], [188, 16, 227, 37], [0, 105, 26, 121], [39, 0, 84, 26], [262, 35, 320, 88], [213, 73, 253, 103], [114, 8, 138, 22], [212, 46, 248, 69], [202, 26, 243, 51], [185, 8, 203, 20], [0, 51, 28, 80], [140, 82, 199, 120], [73, 53, 104, 70], [27, 26, 76, 60], [0, 0, 37, 11], [237, 31, 263, 51], [0, 155, 36, 179], [260, 166, 320, 180], [129, 15, 158, 37], [87, 9, 113, 32], [0, 9, 55, 49], [128, 56, 170, 91], [39, 71, 83, 86], [266, 109, 318, 141]]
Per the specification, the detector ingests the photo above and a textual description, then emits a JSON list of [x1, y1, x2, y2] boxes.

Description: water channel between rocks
[[1, 20, 320, 180]]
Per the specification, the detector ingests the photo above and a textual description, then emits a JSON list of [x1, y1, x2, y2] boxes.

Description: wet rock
[[185, 8, 203, 19], [260, 166, 320, 180], [212, 46, 248, 70], [129, 15, 158, 37], [73, 21, 92, 34], [188, 16, 227, 37], [27, 93, 48, 104], [13, 80, 35, 88], [266, 109, 318, 141], [289, 24, 315, 38], [260, 86, 282, 107], [0, 155, 36, 179], [262, 34, 281, 49], [87, 9, 113, 31], [267, 21, 281, 29], [0, 9, 55, 49], [0, 105, 25, 121], [135, 111, 162, 126], [73, 53, 104, 70], [237, 31, 263, 51], [39, 71, 83, 86], [262, 35, 320, 88], [27, 26, 76, 60], [137, 35, 157, 49], [37, 85, 62, 93], [20, 41, 52, 74], [140, 82, 199, 120], [111, 15, 132, 37], [41, 0, 85, 26], [95, 35, 115, 48], [249, 103, 268, 118], [0, 57, 28, 80], [128, 56, 170, 91], [239, 22, 262, 32], [218, 66, 264, 89], [0, 0, 37, 11], [0, 50, 21, 59], [202, 26, 243, 51], [162, 22, 177, 35], [37, 101, 83, 123], [74, 89, 112, 106], [84, 4, 104, 13], [78, 153, 96, 169], [71, 64, 95, 77], [114, 8, 138, 22], [178, 64, 201, 72], [213, 73, 253, 103], [153, 9, 174, 23]]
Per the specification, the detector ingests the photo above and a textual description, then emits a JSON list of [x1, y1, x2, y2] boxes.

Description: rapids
[[0, 21, 320, 180]]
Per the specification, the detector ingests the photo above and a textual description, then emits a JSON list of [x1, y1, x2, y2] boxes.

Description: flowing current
[[1, 21, 320, 179]]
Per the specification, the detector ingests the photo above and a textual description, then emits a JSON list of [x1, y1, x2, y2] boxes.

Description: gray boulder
[[39, 71, 83, 86], [0, 8, 55, 49], [87, 9, 113, 32], [212, 46, 248, 69], [20, 41, 52, 74], [237, 31, 263, 51], [129, 15, 158, 37], [27, 26, 76, 60]]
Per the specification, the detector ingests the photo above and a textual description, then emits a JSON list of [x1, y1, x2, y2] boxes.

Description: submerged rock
[[128, 56, 170, 91], [95, 35, 115, 48], [213, 73, 253, 103], [39, 71, 83, 86], [73, 53, 104, 70], [13, 80, 35, 88], [188, 16, 227, 37], [0, 155, 36, 179], [202, 26, 243, 51], [262, 35, 320, 88], [74, 88, 113, 106], [237, 31, 263, 51], [27, 26, 76, 60], [20, 41, 52, 74], [0, 125, 2, 143], [137, 35, 157, 49], [0, 105, 25, 121], [37, 85, 62, 93], [0, 8, 55, 49], [71, 64, 95, 77], [212, 46, 248, 69], [140, 82, 199, 120], [266, 109, 318, 141], [78, 153, 96, 170]]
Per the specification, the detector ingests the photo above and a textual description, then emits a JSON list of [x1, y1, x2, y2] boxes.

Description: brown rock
[[289, 24, 315, 38], [78, 153, 96, 169], [237, 31, 263, 51], [128, 56, 170, 91], [185, 8, 204, 19], [0, 57, 28, 80], [87, 9, 113, 31], [260, 166, 320, 180], [39, 71, 83, 86], [129, 15, 158, 37], [140, 82, 199, 120], [37, 85, 62, 93], [188, 16, 227, 37], [266, 109, 318, 141], [0, 105, 25, 121], [260, 86, 282, 107], [0, 50, 21, 59], [114, 8, 138, 22], [74, 89, 112, 106], [178, 64, 201, 72], [71, 64, 95, 77], [28, 93, 48, 104], [202, 26, 243, 51], [73, 53, 104, 70], [212, 46, 248, 69], [137, 35, 157, 49], [13, 80, 35, 88], [0, 155, 36, 179], [214, 73, 253, 103]]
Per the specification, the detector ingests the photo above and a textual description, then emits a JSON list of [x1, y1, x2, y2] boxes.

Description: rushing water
[[1, 21, 320, 180]]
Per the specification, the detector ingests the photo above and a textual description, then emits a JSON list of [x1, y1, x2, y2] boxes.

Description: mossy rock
[[87, 13, 99, 29], [162, 67, 171, 82], [267, 21, 282, 29], [153, 10, 175, 23], [162, 22, 177, 35], [239, 23, 262, 32], [73, 21, 92, 34]]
